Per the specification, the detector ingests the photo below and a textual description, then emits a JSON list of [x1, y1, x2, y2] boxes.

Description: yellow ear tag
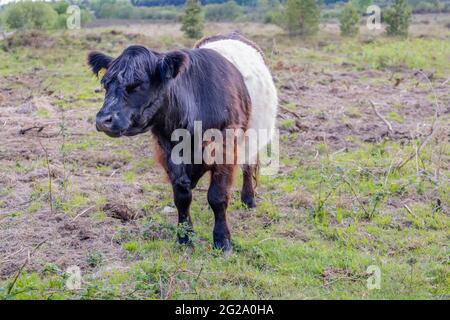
[[98, 68, 106, 79]]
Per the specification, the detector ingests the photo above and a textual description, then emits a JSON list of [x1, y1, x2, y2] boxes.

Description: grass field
[[0, 20, 449, 299]]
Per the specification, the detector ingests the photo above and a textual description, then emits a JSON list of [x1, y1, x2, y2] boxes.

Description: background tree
[[339, 2, 360, 37], [181, 0, 204, 39], [285, 0, 320, 36], [384, 0, 412, 37]]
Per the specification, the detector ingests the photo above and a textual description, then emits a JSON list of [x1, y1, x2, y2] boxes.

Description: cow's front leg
[[208, 166, 234, 253], [172, 173, 194, 245], [157, 138, 194, 245]]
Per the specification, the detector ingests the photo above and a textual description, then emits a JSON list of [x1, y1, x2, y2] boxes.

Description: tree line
[[181, 0, 414, 38], [0, 0, 425, 39]]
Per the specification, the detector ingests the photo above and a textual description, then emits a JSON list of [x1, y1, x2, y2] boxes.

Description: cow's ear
[[158, 51, 189, 81], [87, 51, 113, 76]]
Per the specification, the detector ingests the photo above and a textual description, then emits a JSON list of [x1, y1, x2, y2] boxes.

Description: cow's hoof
[[241, 195, 256, 209], [214, 238, 232, 254], [177, 233, 193, 246]]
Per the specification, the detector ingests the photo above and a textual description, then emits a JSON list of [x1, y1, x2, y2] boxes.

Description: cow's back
[[196, 36, 278, 161]]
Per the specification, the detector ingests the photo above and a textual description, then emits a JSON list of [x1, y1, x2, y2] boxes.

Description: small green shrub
[[384, 0, 412, 37], [284, 0, 320, 36], [181, 0, 204, 39], [123, 241, 139, 252], [339, 3, 360, 37], [87, 252, 103, 268], [51, 1, 70, 15]]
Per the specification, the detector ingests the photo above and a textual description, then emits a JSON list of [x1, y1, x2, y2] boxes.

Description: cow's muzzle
[[96, 111, 126, 137]]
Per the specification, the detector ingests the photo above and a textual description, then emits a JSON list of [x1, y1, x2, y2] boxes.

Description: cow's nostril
[[103, 115, 112, 124], [97, 114, 114, 130]]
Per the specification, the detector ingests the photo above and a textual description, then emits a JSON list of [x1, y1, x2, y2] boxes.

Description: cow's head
[[88, 45, 189, 137]]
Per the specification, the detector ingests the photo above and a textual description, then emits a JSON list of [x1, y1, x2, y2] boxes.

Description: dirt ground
[[0, 21, 449, 298]]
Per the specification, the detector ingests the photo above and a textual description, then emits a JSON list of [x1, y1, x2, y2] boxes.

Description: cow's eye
[[126, 83, 142, 93]]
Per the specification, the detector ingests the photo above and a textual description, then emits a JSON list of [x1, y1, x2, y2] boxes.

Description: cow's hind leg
[[208, 166, 234, 252], [241, 164, 256, 208]]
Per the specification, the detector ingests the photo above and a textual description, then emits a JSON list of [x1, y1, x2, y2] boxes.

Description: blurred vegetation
[[0, 1, 91, 31], [285, 0, 320, 36], [181, 0, 204, 38], [1, 0, 450, 35], [384, 0, 412, 37], [350, 0, 372, 13], [89, 0, 182, 20], [409, 0, 450, 13], [1, 1, 59, 30], [339, 2, 360, 37], [204, 0, 241, 21]]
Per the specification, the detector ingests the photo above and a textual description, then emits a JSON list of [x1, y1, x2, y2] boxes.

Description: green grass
[[386, 111, 405, 124], [1, 140, 447, 299], [325, 38, 450, 77], [279, 119, 296, 130]]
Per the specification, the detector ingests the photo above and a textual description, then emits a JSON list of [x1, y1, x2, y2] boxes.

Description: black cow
[[88, 42, 256, 252]]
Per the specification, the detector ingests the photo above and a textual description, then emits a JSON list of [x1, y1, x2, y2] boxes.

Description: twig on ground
[[19, 126, 44, 135], [195, 265, 204, 284], [0, 247, 25, 264], [435, 140, 444, 182], [164, 274, 176, 300], [403, 204, 421, 223], [403, 203, 414, 216], [37, 138, 53, 213], [394, 70, 440, 172], [58, 105, 68, 201], [395, 125, 435, 171], [415, 144, 420, 177], [332, 147, 347, 155], [279, 105, 300, 118], [383, 157, 396, 188], [72, 205, 96, 221], [369, 100, 393, 133], [341, 175, 370, 218], [6, 239, 48, 295], [270, 38, 277, 60]]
